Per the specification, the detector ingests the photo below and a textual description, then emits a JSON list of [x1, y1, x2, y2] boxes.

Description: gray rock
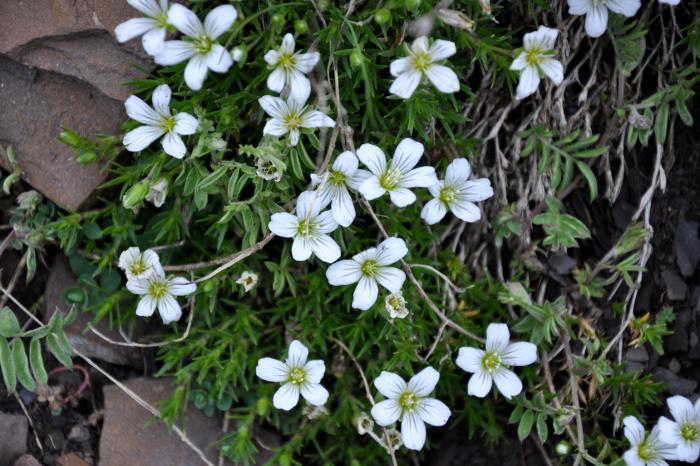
[[661, 269, 687, 301], [548, 254, 578, 276], [666, 309, 691, 354], [625, 346, 649, 363], [675, 218, 700, 277], [668, 358, 681, 374], [654, 368, 698, 396], [12, 455, 41, 466], [0, 414, 28, 466]]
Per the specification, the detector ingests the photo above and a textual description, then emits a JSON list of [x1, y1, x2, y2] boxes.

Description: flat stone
[[675, 218, 700, 277], [0, 414, 28, 466], [548, 254, 577, 276], [625, 346, 649, 364], [44, 254, 142, 366], [661, 269, 687, 301], [12, 455, 41, 466], [55, 453, 90, 466], [666, 309, 691, 354], [100, 377, 276, 466], [654, 368, 698, 396]]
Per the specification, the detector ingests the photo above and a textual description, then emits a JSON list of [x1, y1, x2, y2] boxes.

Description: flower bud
[[231, 46, 247, 63], [555, 440, 571, 455], [350, 49, 365, 68], [436, 8, 474, 31], [374, 8, 392, 25], [58, 129, 81, 147], [270, 13, 285, 27], [294, 19, 309, 34], [122, 180, 150, 209], [76, 150, 98, 164]]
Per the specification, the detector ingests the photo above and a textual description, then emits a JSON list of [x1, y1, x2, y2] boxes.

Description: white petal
[[461, 178, 494, 201], [371, 399, 401, 426], [296, 190, 322, 218], [174, 112, 199, 135], [301, 382, 329, 406], [256, 358, 288, 382], [623, 416, 646, 445], [486, 323, 510, 352], [155, 40, 195, 65], [268, 212, 299, 238], [502, 342, 537, 366], [161, 131, 186, 159], [311, 234, 341, 263], [445, 158, 471, 185], [128, 0, 161, 17], [288, 71, 312, 104], [263, 118, 289, 137], [456, 347, 485, 374], [259, 95, 288, 118], [623, 449, 645, 466], [288, 129, 300, 146], [142, 27, 166, 55], [333, 151, 359, 175], [326, 260, 362, 286], [410, 36, 430, 53], [315, 210, 338, 234], [390, 57, 413, 77], [203, 4, 237, 39], [540, 58, 564, 85], [417, 398, 451, 426], [389, 188, 416, 207], [331, 188, 355, 227], [401, 166, 438, 188], [158, 294, 182, 324], [425, 64, 460, 93], [375, 267, 406, 293], [656, 416, 677, 444], [374, 371, 407, 399], [184, 55, 209, 91], [467, 371, 493, 397], [392, 138, 424, 173], [515, 66, 541, 100], [353, 277, 379, 310], [347, 169, 372, 191], [266, 67, 286, 93], [585, 5, 608, 38], [357, 144, 387, 176], [168, 4, 204, 37], [135, 295, 156, 317], [167, 277, 196, 296], [677, 442, 700, 463], [375, 237, 408, 265], [304, 360, 325, 384], [401, 411, 426, 451], [408, 366, 440, 397], [291, 237, 313, 261], [606, 0, 641, 16], [428, 181, 442, 198], [287, 340, 309, 366], [301, 110, 335, 129], [123, 126, 164, 152], [450, 200, 481, 223], [280, 33, 295, 54], [429, 39, 457, 60], [359, 176, 386, 200], [273, 383, 300, 411], [207, 44, 233, 73], [511, 53, 528, 71], [524, 26, 559, 50], [115, 18, 157, 43], [568, 0, 593, 14], [421, 198, 448, 225], [667, 396, 694, 423], [125, 95, 161, 125], [294, 51, 320, 73], [126, 279, 150, 295], [491, 368, 523, 399], [151, 84, 171, 116], [389, 71, 422, 99]]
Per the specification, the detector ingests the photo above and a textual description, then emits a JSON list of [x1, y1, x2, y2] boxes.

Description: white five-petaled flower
[[115, 0, 170, 56], [510, 26, 564, 101], [567, 0, 641, 38], [154, 4, 236, 90], [265, 33, 320, 103], [389, 36, 460, 99], [623, 416, 676, 466], [357, 138, 438, 208], [326, 237, 407, 311], [310, 151, 371, 227], [456, 323, 537, 400], [268, 191, 341, 263], [126, 269, 196, 324], [370, 367, 451, 451], [385, 291, 408, 319], [658, 396, 700, 463], [421, 158, 494, 225], [118, 247, 162, 281], [259, 94, 335, 147], [123, 84, 199, 159], [255, 340, 329, 411], [145, 178, 169, 207], [236, 271, 259, 292]]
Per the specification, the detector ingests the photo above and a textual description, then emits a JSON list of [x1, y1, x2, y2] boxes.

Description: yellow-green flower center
[[283, 112, 303, 130], [482, 352, 502, 371], [129, 258, 148, 276], [398, 392, 418, 411], [387, 295, 403, 310], [329, 169, 347, 186], [288, 367, 306, 385], [525, 48, 542, 66], [379, 167, 402, 190], [155, 12, 169, 29], [636, 441, 655, 461], [193, 34, 214, 55], [296, 218, 315, 237], [148, 280, 168, 299], [162, 116, 176, 132], [278, 52, 297, 70], [439, 186, 457, 204], [680, 423, 700, 442], [413, 51, 432, 72], [360, 259, 379, 277]]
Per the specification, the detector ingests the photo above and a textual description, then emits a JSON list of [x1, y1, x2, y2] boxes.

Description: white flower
[[126, 269, 196, 324], [356, 412, 375, 435], [370, 367, 451, 451], [255, 340, 329, 411], [383, 428, 403, 452], [455, 323, 537, 400], [265, 33, 320, 103], [231, 46, 246, 62], [421, 158, 494, 225], [118, 247, 162, 281], [658, 396, 700, 462], [115, 0, 170, 56], [658, 0, 680, 5], [357, 138, 438, 208], [256, 157, 283, 182], [623, 416, 676, 466], [310, 151, 371, 227], [510, 26, 564, 100], [145, 178, 169, 207], [567, 0, 641, 38], [389, 36, 460, 99], [123, 84, 199, 159], [259, 94, 335, 147], [154, 4, 236, 90], [268, 191, 341, 263], [385, 292, 408, 319], [236, 271, 259, 292], [326, 237, 407, 311]]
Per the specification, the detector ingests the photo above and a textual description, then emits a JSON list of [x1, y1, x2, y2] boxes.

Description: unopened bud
[[122, 180, 150, 209], [437, 8, 474, 31]]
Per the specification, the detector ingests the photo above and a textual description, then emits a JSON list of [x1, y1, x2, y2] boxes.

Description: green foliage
[[629, 307, 675, 355], [532, 197, 591, 251]]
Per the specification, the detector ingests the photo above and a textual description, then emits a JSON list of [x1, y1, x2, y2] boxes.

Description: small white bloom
[[370, 367, 451, 451], [456, 323, 537, 400], [385, 292, 408, 319], [310, 151, 371, 227], [255, 340, 329, 411], [268, 191, 341, 263], [421, 158, 494, 225], [510, 26, 564, 100], [389, 36, 460, 99], [358, 138, 438, 208], [123, 84, 199, 159], [383, 428, 403, 452], [256, 157, 283, 182], [356, 412, 375, 435], [118, 247, 162, 281], [145, 178, 169, 207], [567, 0, 641, 38], [265, 33, 320, 103], [154, 4, 236, 90], [326, 237, 407, 311], [657, 396, 700, 463], [230, 46, 246, 62], [236, 271, 259, 292], [303, 404, 329, 419], [115, 0, 170, 56], [623, 416, 676, 466], [259, 94, 335, 147], [126, 269, 196, 324]]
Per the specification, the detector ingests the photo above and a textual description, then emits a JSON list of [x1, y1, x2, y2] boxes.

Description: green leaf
[[30, 338, 48, 385], [518, 409, 535, 441], [83, 220, 103, 240], [508, 404, 524, 424], [655, 103, 669, 145], [0, 337, 16, 394], [47, 333, 73, 368], [536, 413, 549, 443], [0, 307, 21, 338], [576, 161, 598, 201], [12, 339, 35, 392]]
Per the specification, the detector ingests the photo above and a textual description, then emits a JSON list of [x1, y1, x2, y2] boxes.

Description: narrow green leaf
[[47, 333, 73, 368], [576, 161, 598, 201], [0, 337, 16, 394], [536, 413, 549, 443], [518, 409, 535, 441], [30, 338, 48, 385], [655, 103, 669, 145], [12, 339, 35, 392], [0, 307, 21, 338]]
